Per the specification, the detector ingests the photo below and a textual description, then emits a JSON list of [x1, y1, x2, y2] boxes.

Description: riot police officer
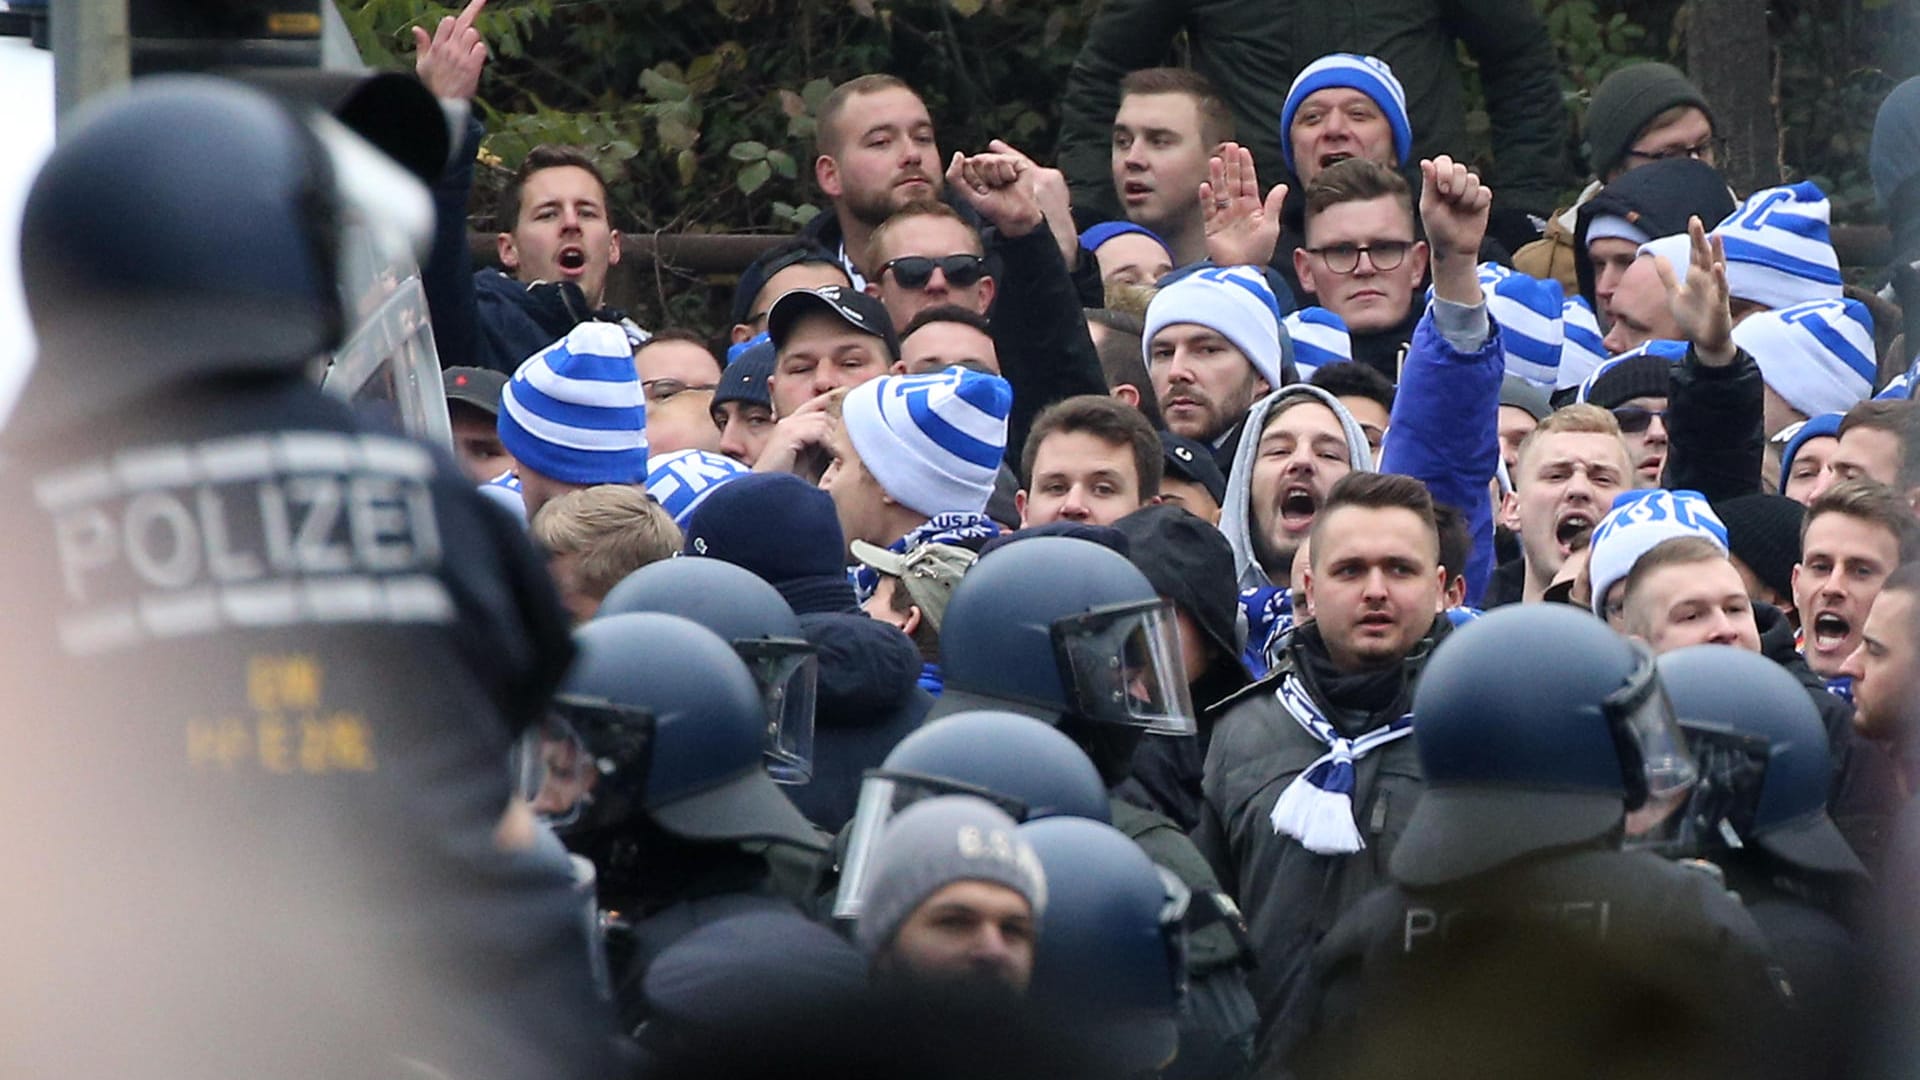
[[1298, 605, 1784, 1079], [1, 77, 613, 1078]]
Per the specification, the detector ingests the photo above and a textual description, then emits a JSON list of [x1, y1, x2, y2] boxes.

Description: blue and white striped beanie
[[1426, 263, 1565, 388], [842, 367, 1013, 518], [1731, 297, 1877, 419], [1558, 295, 1610, 392], [1280, 306, 1351, 380], [1713, 182, 1844, 309], [498, 322, 648, 485], [1279, 53, 1413, 173], [1143, 265, 1287, 389], [644, 449, 751, 526], [1587, 488, 1729, 617], [1575, 338, 1689, 405], [1877, 354, 1919, 401]]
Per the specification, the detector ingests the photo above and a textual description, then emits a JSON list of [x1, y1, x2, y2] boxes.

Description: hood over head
[[1219, 383, 1374, 592]]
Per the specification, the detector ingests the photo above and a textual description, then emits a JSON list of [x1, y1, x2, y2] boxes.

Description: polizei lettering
[[36, 432, 453, 656]]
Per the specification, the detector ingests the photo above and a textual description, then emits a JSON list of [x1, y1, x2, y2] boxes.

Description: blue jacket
[[1379, 303, 1505, 603]]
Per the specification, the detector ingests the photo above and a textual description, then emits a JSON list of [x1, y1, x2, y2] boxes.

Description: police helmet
[[1657, 645, 1865, 877], [598, 557, 818, 784], [527, 613, 819, 852], [833, 710, 1110, 920], [1019, 816, 1188, 1074], [1392, 604, 1697, 887], [936, 536, 1195, 734], [14, 75, 433, 443]]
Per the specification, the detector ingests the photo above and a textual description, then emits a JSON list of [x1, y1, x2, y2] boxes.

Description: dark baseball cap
[[766, 285, 900, 361], [443, 366, 508, 415], [1159, 433, 1227, 505]]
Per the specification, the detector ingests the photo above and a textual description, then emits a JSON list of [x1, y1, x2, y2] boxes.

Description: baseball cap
[[443, 365, 508, 416], [1158, 433, 1227, 505], [766, 285, 901, 361], [850, 540, 979, 631]]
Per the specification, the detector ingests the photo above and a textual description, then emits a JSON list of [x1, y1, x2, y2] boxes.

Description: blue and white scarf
[[1268, 673, 1413, 854], [851, 512, 1001, 602]]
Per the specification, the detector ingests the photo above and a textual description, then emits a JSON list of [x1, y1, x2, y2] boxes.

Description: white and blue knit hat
[[1878, 354, 1919, 401], [1712, 182, 1844, 309], [1558, 295, 1610, 392], [1280, 53, 1413, 173], [1587, 488, 1729, 617], [842, 367, 1013, 518], [1281, 306, 1351, 379], [498, 322, 648, 485], [1575, 338, 1689, 405], [644, 448, 751, 526], [1426, 263, 1566, 389], [1731, 297, 1877, 420], [1143, 265, 1287, 389]]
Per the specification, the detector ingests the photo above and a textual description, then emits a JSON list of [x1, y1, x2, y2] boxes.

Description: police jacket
[[1194, 615, 1451, 1065], [1719, 858, 1862, 1080], [1755, 602, 1903, 872], [1299, 848, 1783, 1079], [0, 375, 614, 1079], [1055, 0, 1567, 224]]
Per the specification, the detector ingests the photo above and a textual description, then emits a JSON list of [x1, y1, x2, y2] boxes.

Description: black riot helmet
[[1657, 644, 1866, 877], [1392, 605, 1698, 888], [525, 612, 819, 852], [936, 536, 1195, 735], [13, 75, 433, 443], [1020, 816, 1189, 1075], [598, 557, 818, 784], [833, 710, 1110, 921]]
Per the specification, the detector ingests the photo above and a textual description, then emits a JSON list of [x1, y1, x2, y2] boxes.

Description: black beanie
[[1584, 354, 1673, 410], [1583, 62, 1714, 180], [1713, 494, 1805, 601]]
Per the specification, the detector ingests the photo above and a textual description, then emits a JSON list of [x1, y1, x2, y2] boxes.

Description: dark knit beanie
[[682, 472, 857, 614], [1584, 62, 1714, 179], [1583, 354, 1673, 410], [1713, 493, 1805, 601], [712, 338, 774, 409]]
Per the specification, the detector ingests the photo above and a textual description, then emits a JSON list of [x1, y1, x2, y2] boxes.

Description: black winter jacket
[[785, 612, 931, 833]]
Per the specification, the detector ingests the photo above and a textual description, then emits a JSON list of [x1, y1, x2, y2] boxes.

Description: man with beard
[[1842, 563, 1920, 792], [1484, 405, 1634, 606], [803, 75, 947, 287], [1143, 263, 1289, 466], [1794, 480, 1920, 691]]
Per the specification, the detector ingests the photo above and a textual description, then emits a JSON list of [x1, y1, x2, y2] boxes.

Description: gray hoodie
[[1218, 384, 1375, 592]]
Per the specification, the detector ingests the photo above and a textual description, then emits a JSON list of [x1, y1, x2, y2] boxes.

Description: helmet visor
[[735, 638, 818, 785], [512, 697, 654, 836], [832, 770, 1029, 921], [1606, 647, 1697, 800], [1051, 599, 1197, 735], [1672, 721, 1771, 855]]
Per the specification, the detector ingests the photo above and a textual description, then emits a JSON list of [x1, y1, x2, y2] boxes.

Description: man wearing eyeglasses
[[1291, 158, 1429, 379], [867, 203, 998, 333]]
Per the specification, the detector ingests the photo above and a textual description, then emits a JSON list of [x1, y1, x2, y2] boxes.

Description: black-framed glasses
[[877, 253, 988, 290], [1304, 240, 1411, 274], [1624, 137, 1718, 165], [1610, 405, 1669, 434]]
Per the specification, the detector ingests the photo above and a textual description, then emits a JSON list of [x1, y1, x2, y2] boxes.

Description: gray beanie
[[854, 795, 1048, 957], [1584, 62, 1714, 179]]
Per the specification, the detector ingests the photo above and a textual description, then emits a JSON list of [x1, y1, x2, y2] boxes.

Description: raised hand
[[987, 139, 1080, 265], [1419, 155, 1492, 306], [1653, 215, 1734, 365], [945, 151, 1044, 239], [413, 0, 489, 102], [1200, 143, 1286, 268]]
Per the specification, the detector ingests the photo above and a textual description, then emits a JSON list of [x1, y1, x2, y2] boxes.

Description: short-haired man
[[1840, 563, 1920, 781], [1514, 61, 1717, 290], [1579, 346, 1679, 487], [1084, 308, 1165, 429], [1619, 535, 1761, 652], [1110, 68, 1235, 267], [1309, 361, 1394, 460], [1017, 395, 1163, 528], [856, 795, 1047, 999], [633, 330, 723, 453], [496, 322, 649, 520], [866, 203, 997, 334], [1198, 472, 1452, 1063], [1794, 480, 1920, 682], [1487, 405, 1634, 606], [1809, 399, 1920, 513], [728, 240, 854, 344], [899, 305, 1000, 375], [824, 367, 1013, 559], [529, 484, 681, 623], [1291, 158, 1429, 377], [804, 75, 945, 287], [1143, 264, 1288, 458]]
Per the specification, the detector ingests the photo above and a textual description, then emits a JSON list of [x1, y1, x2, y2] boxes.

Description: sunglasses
[[1610, 405, 1670, 434], [877, 254, 988, 290]]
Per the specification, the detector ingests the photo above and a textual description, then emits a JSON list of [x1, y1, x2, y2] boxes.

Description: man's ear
[[901, 604, 923, 639], [1497, 489, 1521, 533], [1299, 563, 1315, 614], [607, 229, 622, 266], [890, 360, 909, 375], [975, 276, 997, 313], [1292, 246, 1316, 296], [496, 233, 520, 272], [1015, 489, 1031, 527], [1442, 569, 1465, 611], [815, 154, 843, 199], [730, 323, 754, 345], [1409, 239, 1431, 290], [1112, 384, 1142, 408]]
